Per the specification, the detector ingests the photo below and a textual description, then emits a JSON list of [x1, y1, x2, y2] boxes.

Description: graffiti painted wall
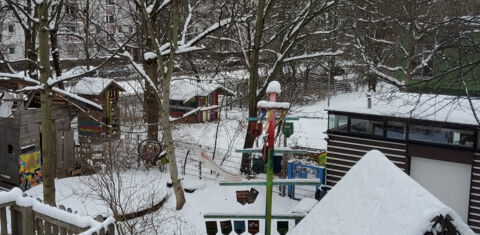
[[19, 151, 42, 191]]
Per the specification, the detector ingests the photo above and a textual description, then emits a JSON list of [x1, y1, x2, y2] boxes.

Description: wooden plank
[[107, 223, 115, 235], [204, 213, 306, 220], [33, 212, 86, 233], [45, 221, 53, 235], [0, 207, 7, 235], [235, 148, 307, 154], [52, 223, 59, 235], [219, 179, 321, 186], [36, 218, 45, 235], [19, 206, 35, 235], [10, 207, 19, 235]]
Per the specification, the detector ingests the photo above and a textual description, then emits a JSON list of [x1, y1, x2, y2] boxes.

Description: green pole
[[265, 147, 274, 234], [265, 86, 278, 235]]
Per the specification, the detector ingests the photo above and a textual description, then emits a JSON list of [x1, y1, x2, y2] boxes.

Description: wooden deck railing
[[0, 188, 115, 235]]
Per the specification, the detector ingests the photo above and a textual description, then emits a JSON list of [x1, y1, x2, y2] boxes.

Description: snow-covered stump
[[0, 188, 115, 235]]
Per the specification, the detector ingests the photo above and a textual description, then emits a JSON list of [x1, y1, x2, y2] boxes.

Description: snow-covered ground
[[25, 171, 308, 235], [22, 92, 351, 234]]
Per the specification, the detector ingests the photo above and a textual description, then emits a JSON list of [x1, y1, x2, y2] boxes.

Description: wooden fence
[[0, 189, 115, 235]]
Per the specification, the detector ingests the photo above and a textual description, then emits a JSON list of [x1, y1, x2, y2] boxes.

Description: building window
[[328, 114, 348, 132], [7, 144, 13, 154], [8, 24, 15, 33], [387, 121, 406, 139], [107, 33, 114, 41], [65, 6, 74, 15], [106, 15, 114, 23], [350, 118, 384, 136], [67, 25, 76, 33], [9, 47, 15, 54], [119, 26, 133, 33], [409, 125, 474, 148]]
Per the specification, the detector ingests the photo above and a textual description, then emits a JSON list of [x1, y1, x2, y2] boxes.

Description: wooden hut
[[71, 77, 125, 138], [324, 92, 480, 232], [0, 75, 101, 189], [169, 79, 234, 122]]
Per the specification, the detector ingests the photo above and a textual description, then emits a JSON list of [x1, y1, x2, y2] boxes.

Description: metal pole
[[265, 92, 276, 235], [280, 135, 287, 197]]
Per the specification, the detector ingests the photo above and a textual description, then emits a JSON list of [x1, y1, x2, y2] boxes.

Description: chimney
[[367, 93, 372, 109]]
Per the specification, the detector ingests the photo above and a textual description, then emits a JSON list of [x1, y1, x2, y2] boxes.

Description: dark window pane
[[387, 121, 406, 139], [409, 125, 474, 147], [328, 114, 348, 132], [350, 118, 384, 136], [351, 118, 368, 134]]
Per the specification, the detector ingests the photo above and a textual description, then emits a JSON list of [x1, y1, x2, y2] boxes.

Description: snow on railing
[[0, 188, 115, 235]]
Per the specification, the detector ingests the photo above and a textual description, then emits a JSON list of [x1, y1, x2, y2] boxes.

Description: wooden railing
[[0, 188, 115, 235]]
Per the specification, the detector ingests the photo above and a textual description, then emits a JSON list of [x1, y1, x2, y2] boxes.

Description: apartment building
[[0, 0, 135, 61]]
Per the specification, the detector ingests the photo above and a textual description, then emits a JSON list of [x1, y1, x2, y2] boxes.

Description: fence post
[[10, 207, 19, 235], [107, 223, 115, 235], [20, 206, 35, 235], [199, 161, 202, 180], [182, 150, 190, 175], [0, 207, 8, 235]]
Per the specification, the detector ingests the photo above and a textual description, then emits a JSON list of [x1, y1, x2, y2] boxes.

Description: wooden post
[[199, 161, 202, 179], [107, 223, 115, 235], [0, 207, 7, 235], [10, 207, 19, 235], [21, 206, 35, 235]]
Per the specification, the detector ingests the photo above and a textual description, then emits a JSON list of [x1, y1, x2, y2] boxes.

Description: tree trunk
[[50, 29, 62, 79], [162, 0, 185, 210], [83, 0, 91, 70], [240, 0, 267, 174], [38, 0, 56, 206], [144, 30, 159, 140], [24, 2, 38, 80]]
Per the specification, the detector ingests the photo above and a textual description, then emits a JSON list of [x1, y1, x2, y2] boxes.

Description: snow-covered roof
[[118, 79, 235, 102], [170, 79, 234, 102], [288, 150, 474, 235], [71, 77, 125, 96], [325, 92, 480, 126]]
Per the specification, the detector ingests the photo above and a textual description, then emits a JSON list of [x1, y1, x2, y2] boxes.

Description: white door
[[410, 157, 471, 223]]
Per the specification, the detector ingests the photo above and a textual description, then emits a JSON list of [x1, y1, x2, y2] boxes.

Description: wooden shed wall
[[0, 117, 20, 185]]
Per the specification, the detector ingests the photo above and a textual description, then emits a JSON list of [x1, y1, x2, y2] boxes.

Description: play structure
[[201, 81, 323, 235]]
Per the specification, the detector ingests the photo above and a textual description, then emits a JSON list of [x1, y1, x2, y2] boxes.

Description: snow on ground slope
[[288, 150, 474, 235], [25, 172, 301, 235]]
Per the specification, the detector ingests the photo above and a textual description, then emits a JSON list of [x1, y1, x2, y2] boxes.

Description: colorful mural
[[19, 151, 42, 191]]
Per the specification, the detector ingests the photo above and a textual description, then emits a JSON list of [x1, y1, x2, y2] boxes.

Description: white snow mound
[[288, 150, 474, 235], [266, 80, 281, 94]]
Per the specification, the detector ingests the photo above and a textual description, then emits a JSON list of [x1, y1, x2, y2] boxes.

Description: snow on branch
[[120, 51, 159, 95], [52, 87, 103, 110], [48, 33, 137, 86], [283, 50, 344, 62], [370, 68, 405, 87], [0, 72, 41, 85]]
